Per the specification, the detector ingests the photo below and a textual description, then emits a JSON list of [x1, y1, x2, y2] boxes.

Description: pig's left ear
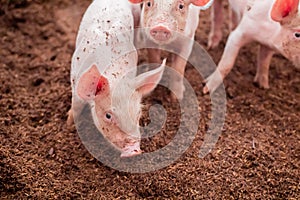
[[189, 0, 213, 10], [271, 0, 299, 22], [77, 65, 110, 100], [134, 59, 166, 96]]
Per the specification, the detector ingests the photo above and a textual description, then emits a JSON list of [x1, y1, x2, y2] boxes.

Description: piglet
[[129, 0, 213, 100], [204, 0, 300, 94], [67, 0, 166, 157]]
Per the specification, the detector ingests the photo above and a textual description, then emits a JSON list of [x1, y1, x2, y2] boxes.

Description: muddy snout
[[150, 26, 172, 42]]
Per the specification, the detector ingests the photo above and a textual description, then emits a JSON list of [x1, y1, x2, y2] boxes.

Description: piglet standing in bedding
[[129, 0, 213, 100], [204, 0, 300, 94], [67, 0, 166, 157]]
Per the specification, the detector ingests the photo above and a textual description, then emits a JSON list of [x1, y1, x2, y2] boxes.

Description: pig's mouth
[[120, 142, 142, 158]]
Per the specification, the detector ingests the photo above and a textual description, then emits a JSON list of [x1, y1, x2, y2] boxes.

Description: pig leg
[[67, 109, 74, 126], [208, 0, 223, 49], [203, 26, 252, 94], [137, 48, 160, 78], [253, 45, 274, 89], [147, 48, 161, 64], [145, 48, 162, 72], [229, 6, 239, 31], [67, 97, 75, 126], [169, 54, 187, 100], [169, 34, 197, 100], [67, 97, 85, 126]]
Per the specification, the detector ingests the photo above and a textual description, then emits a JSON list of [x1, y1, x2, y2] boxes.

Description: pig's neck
[[102, 52, 138, 89]]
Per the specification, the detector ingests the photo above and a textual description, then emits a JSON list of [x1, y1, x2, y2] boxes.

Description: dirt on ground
[[0, 0, 299, 199]]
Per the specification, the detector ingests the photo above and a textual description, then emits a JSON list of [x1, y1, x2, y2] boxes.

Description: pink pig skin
[[129, 0, 213, 100], [67, 0, 165, 157], [204, 0, 300, 94]]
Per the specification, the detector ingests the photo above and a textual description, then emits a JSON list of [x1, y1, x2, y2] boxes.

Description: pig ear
[[77, 65, 110, 100], [271, 0, 299, 22], [134, 58, 166, 96], [128, 0, 144, 3], [190, 0, 213, 9]]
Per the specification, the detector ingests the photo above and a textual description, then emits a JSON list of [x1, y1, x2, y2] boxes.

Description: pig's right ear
[[128, 0, 144, 3], [271, 0, 299, 23], [77, 65, 110, 101], [134, 58, 166, 96]]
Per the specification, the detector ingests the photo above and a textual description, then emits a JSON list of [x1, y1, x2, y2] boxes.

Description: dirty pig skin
[[68, 0, 166, 157]]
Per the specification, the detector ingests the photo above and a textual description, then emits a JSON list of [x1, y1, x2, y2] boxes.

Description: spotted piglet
[[67, 0, 166, 157], [204, 0, 300, 94]]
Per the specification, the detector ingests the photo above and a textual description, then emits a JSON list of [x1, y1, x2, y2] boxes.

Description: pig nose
[[150, 26, 172, 42]]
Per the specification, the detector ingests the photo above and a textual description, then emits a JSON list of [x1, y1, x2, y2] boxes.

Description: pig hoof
[[253, 76, 269, 89], [208, 32, 222, 49], [203, 85, 210, 95], [67, 115, 74, 127]]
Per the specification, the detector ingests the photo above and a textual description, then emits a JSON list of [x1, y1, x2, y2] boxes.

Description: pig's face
[[271, 0, 300, 68], [141, 0, 189, 43], [129, 0, 213, 44], [281, 19, 300, 68], [76, 60, 166, 157], [93, 82, 142, 157]]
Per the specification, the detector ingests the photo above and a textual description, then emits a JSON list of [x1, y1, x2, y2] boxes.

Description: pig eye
[[295, 32, 300, 39], [106, 113, 112, 119], [147, 1, 151, 7], [105, 112, 113, 122]]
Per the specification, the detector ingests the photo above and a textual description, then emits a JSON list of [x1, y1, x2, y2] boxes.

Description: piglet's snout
[[120, 141, 141, 158], [150, 26, 172, 42]]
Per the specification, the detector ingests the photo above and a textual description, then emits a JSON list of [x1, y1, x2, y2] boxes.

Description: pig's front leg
[[203, 27, 251, 94], [148, 48, 161, 63], [67, 97, 85, 127], [208, 0, 223, 49], [228, 6, 239, 31], [253, 45, 274, 89], [169, 35, 198, 100], [169, 54, 187, 100]]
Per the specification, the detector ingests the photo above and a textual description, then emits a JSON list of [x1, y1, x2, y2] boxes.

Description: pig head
[[75, 59, 166, 157], [130, 0, 213, 44], [271, 0, 300, 69]]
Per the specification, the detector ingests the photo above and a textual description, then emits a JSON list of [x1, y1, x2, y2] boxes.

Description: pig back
[[71, 0, 136, 84]]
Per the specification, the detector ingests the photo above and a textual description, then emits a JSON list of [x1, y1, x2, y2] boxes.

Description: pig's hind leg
[[253, 45, 274, 89], [208, 0, 224, 49]]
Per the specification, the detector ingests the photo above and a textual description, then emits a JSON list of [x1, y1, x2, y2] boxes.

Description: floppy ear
[[77, 65, 110, 100], [271, 0, 299, 22], [134, 58, 166, 96], [128, 0, 144, 3], [190, 0, 213, 9]]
